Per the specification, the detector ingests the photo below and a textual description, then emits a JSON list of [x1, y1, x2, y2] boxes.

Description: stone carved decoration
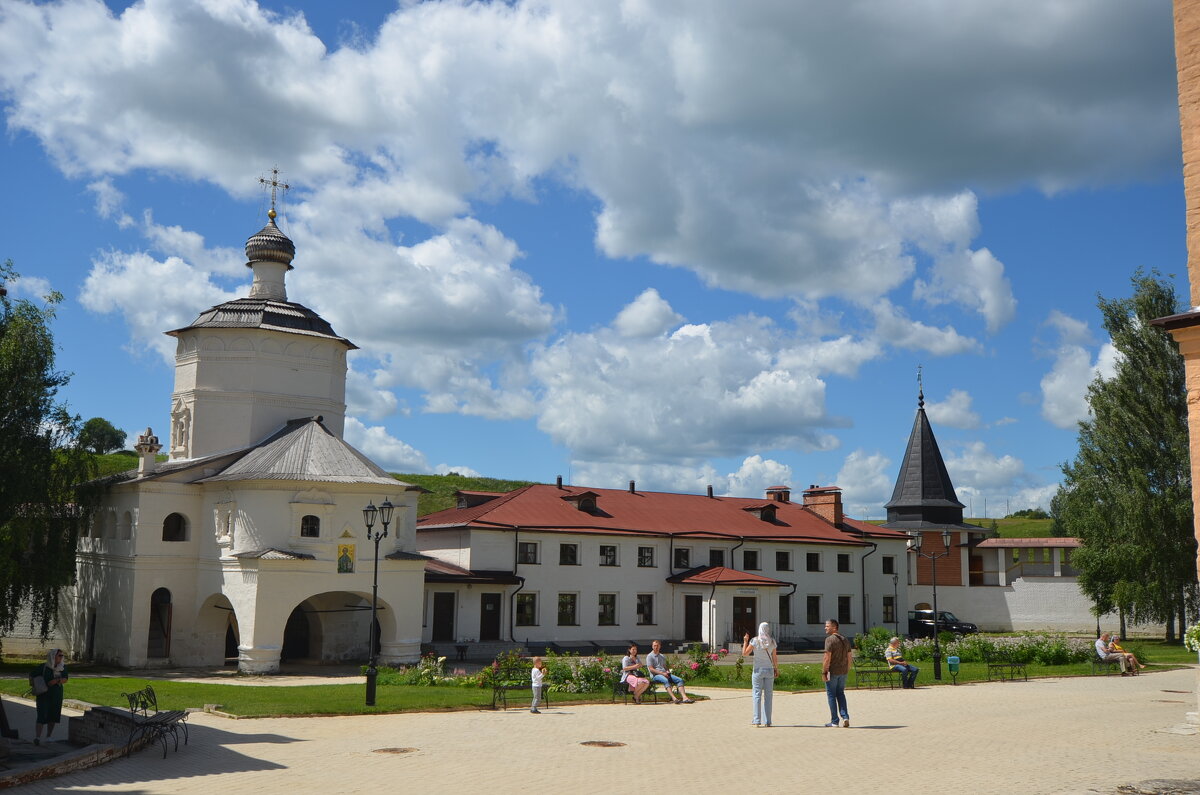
[[214, 494, 236, 549], [170, 400, 191, 458]]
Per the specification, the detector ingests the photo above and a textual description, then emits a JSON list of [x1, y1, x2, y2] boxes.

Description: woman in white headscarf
[[33, 648, 68, 744], [742, 622, 779, 726]]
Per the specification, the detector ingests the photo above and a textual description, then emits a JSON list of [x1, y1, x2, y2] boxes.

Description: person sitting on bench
[[885, 637, 920, 689], [646, 640, 692, 703], [620, 644, 651, 703], [1094, 632, 1129, 675], [1109, 636, 1144, 673]]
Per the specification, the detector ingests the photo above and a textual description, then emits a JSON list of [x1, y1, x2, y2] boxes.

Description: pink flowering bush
[[678, 643, 728, 680]]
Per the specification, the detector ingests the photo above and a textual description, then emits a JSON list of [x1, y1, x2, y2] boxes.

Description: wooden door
[[432, 592, 455, 641], [684, 595, 703, 641], [732, 597, 756, 641], [480, 593, 502, 640]]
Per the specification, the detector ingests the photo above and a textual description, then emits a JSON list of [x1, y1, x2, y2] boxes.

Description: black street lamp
[[362, 499, 394, 706], [892, 573, 900, 636], [908, 529, 953, 680]]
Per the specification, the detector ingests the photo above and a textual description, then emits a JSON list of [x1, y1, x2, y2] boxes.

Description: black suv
[[907, 610, 979, 638]]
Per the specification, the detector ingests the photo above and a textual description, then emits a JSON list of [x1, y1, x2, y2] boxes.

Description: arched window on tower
[[300, 514, 320, 538], [162, 513, 188, 542]]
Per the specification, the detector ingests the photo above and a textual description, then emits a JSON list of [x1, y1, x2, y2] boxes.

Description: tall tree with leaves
[[80, 417, 126, 455], [0, 260, 99, 640], [1055, 271, 1198, 640]]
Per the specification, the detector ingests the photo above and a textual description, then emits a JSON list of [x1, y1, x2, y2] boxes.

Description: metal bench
[[852, 657, 901, 689], [121, 685, 188, 758], [1091, 656, 1123, 675], [984, 650, 1028, 682], [490, 658, 547, 710], [612, 676, 659, 704]]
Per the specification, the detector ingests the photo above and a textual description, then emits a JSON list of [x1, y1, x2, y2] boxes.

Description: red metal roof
[[976, 537, 1080, 548], [666, 565, 791, 586], [840, 516, 910, 540], [418, 483, 881, 545]]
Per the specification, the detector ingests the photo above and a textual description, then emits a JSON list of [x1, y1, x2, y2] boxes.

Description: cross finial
[[259, 167, 290, 220], [917, 364, 924, 409]]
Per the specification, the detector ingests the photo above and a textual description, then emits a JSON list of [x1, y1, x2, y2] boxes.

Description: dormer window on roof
[[455, 491, 504, 510], [743, 503, 778, 522], [561, 491, 600, 513]]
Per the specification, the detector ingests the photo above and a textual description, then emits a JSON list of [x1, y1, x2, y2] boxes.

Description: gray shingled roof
[[881, 393, 985, 533], [197, 417, 413, 487], [230, 548, 316, 560], [166, 297, 356, 348]]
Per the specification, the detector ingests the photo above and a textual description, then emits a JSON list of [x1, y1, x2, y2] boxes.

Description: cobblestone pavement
[[9, 667, 1200, 794]]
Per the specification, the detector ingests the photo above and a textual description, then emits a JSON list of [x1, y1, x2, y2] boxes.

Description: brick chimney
[[802, 485, 842, 526], [765, 485, 791, 503]]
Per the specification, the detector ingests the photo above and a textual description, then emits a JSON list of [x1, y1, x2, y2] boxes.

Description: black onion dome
[[245, 214, 295, 269]]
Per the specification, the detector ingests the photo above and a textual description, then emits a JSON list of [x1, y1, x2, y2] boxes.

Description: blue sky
[[0, 0, 1187, 517]]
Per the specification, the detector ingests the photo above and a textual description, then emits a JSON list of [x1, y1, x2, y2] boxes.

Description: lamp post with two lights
[[361, 499, 394, 706], [892, 572, 900, 636], [907, 528, 953, 680]]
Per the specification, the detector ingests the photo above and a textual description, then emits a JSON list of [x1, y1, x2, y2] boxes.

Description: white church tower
[[165, 207, 352, 460], [68, 185, 425, 674]]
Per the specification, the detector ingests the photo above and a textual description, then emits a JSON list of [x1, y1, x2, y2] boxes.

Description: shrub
[[902, 633, 1092, 664], [855, 626, 893, 659], [775, 666, 818, 689], [370, 653, 456, 686], [680, 643, 728, 680]]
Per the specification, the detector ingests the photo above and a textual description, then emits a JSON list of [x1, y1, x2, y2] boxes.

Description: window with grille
[[518, 542, 539, 564], [636, 594, 654, 625], [558, 593, 578, 625], [598, 593, 617, 625], [516, 593, 537, 626]]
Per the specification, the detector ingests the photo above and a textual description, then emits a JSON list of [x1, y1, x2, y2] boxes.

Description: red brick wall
[[913, 531, 962, 586]]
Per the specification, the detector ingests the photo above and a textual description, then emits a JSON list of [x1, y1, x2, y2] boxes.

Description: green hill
[[866, 516, 1060, 537], [966, 517, 1058, 538], [394, 472, 538, 516]]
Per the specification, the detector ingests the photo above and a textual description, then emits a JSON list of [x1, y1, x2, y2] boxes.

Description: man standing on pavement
[[823, 618, 853, 727]]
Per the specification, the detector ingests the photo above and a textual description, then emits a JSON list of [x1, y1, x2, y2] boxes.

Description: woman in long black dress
[[34, 648, 68, 745]]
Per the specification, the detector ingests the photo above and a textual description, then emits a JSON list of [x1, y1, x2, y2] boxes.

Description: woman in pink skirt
[[621, 644, 651, 703]]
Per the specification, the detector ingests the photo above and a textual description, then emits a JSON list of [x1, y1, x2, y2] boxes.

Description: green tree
[[80, 417, 127, 455], [1054, 271, 1198, 641], [0, 260, 99, 639]]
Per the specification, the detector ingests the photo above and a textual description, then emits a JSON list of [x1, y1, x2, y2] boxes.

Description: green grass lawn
[[0, 677, 615, 717], [691, 658, 1188, 691], [2, 640, 1190, 716]]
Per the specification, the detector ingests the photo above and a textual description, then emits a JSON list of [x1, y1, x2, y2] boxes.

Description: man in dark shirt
[[822, 618, 853, 727]]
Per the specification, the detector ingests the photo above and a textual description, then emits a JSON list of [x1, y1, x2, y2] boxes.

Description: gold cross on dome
[[259, 167, 290, 216]]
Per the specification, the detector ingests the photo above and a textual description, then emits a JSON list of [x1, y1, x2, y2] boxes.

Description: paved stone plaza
[[3, 667, 1198, 794]]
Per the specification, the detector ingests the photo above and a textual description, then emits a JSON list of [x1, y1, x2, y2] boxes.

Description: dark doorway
[[147, 588, 172, 658], [684, 595, 703, 641], [732, 597, 756, 641], [281, 605, 310, 661], [432, 593, 455, 641], [85, 610, 97, 661], [224, 623, 239, 665], [480, 593, 501, 641]]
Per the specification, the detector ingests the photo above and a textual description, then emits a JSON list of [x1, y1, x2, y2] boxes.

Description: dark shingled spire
[[881, 384, 983, 532]]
